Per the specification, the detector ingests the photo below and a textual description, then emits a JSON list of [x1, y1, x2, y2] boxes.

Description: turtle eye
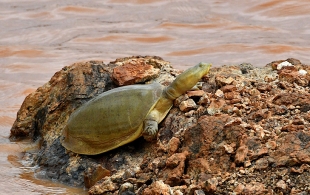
[[199, 62, 206, 68]]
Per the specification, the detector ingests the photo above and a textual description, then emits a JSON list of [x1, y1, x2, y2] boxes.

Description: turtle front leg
[[143, 119, 158, 135], [143, 109, 161, 140], [142, 119, 158, 141]]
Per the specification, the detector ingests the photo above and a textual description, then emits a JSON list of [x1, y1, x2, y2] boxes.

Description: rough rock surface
[[10, 57, 310, 194]]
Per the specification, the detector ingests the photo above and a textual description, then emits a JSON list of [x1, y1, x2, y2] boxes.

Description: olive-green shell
[[61, 83, 163, 155]]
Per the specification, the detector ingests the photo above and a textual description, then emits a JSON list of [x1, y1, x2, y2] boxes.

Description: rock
[[118, 182, 134, 195], [278, 66, 309, 86], [243, 182, 267, 195], [203, 177, 218, 192], [84, 165, 111, 188], [207, 98, 226, 115], [235, 145, 248, 164], [194, 189, 206, 195], [221, 84, 237, 92], [239, 63, 254, 74], [215, 75, 235, 87], [167, 137, 181, 155], [10, 61, 115, 142], [187, 90, 205, 98], [179, 99, 197, 112], [233, 183, 245, 194], [276, 180, 287, 190], [143, 180, 171, 195], [88, 177, 117, 194], [161, 151, 189, 186], [9, 57, 310, 194], [112, 60, 160, 86], [214, 89, 224, 98], [255, 157, 269, 170]]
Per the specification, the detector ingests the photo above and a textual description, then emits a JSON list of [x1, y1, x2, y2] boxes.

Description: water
[[0, 0, 310, 194]]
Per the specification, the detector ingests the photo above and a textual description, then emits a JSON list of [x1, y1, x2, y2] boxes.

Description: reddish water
[[1, 0, 310, 194]]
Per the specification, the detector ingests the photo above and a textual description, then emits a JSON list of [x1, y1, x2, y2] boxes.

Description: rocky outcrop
[[10, 57, 310, 194]]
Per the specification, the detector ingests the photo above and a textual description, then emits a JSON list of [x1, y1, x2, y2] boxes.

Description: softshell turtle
[[61, 62, 212, 155]]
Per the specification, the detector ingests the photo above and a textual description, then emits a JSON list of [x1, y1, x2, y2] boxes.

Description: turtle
[[61, 62, 212, 155]]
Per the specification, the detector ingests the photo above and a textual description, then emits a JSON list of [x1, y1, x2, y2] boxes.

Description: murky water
[[1, 0, 310, 194]]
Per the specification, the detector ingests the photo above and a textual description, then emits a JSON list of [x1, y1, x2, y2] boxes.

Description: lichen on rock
[[10, 57, 310, 194]]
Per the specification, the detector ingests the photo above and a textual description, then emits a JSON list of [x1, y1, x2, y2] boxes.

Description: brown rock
[[214, 89, 224, 98], [207, 98, 226, 115], [282, 124, 305, 131], [118, 182, 134, 195], [278, 66, 309, 86], [161, 151, 189, 186], [235, 145, 248, 164], [168, 137, 181, 155], [179, 99, 197, 112], [221, 84, 237, 92], [187, 90, 205, 98], [166, 152, 187, 168], [234, 184, 245, 194], [266, 140, 277, 150], [203, 177, 218, 192], [174, 94, 189, 107], [256, 83, 272, 92], [224, 91, 241, 100], [273, 93, 310, 107], [255, 157, 269, 170], [215, 75, 235, 87], [276, 180, 287, 190], [88, 177, 117, 195], [188, 158, 211, 175], [112, 61, 160, 86], [290, 164, 310, 174], [142, 180, 171, 195], [10, 61, 114, 141], [197, 94, 210, 106], [270, 131, 310, 166], [243, 182, 267, 195], [84, 165, 111, 188]]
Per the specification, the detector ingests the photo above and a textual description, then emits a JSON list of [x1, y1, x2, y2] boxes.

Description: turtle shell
[[61, 83, 163, 155]]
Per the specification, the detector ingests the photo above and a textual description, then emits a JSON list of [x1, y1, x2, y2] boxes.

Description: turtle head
[[164, 62, 212, 100]]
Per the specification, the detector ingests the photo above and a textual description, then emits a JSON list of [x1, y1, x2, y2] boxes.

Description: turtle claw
[[143, 119, 158, 136]]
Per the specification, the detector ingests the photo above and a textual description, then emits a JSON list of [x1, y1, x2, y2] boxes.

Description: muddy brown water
[[1, 0, 310, 194]]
